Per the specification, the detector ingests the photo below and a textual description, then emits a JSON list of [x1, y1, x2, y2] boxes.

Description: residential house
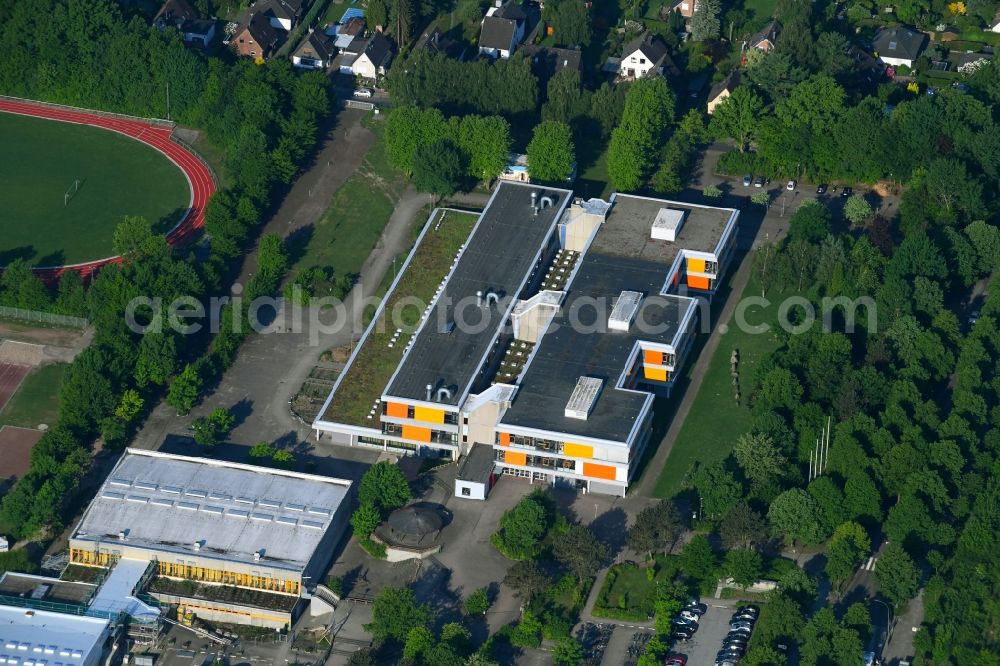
[[521, 44, 582, 80], [671, 0, 697, 19], [873, 25, 926, 67], [746, 20, 780, 52], [292, 29, 336, 69], [414, 26, 468, 60], [152, 0, 216, 47], [478, 0, 528, 59], [231, 12, 279, 60], [988, 8, 1000, 33], [619, 32, 679, 79], [349, 32, 394, 80], [706, 71, 739, 114], [253, 0, 304, 32], [331, 16, 366, 49]]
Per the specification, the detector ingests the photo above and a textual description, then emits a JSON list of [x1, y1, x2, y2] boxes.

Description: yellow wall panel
[[563, 442, 593, 458], [644, 365, 668, 381], [413, 406, 446, 423], [505, 451, 527, 466], [687, 258, 706, 273]]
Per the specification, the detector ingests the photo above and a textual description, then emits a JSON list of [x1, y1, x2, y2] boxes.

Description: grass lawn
[[289, 119, 407, 286], [593, 557, 679, 620], [320, 209, 479, 426], [740, 0, 777, 22], [0, 363, 67, 429], [0, 113, 189, 266], [651, 269, 790, 498]]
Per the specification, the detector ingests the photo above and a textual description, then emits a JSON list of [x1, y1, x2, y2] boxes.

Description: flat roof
[[501, 252, 695, 443], [71, 449, 351, 574], [590, 194, 736, 264], [0, 573, 95, 605], [0, 604, 108, 660], [457, 443, 496, 484], [385, 183, 571, 405]]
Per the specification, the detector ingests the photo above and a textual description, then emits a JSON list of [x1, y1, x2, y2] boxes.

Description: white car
[[786, 180, 795, 191], [679, 610, 700, 623], [353, 88, 374, 99]]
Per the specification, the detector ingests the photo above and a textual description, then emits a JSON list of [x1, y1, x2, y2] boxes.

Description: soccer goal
[[64, 178, 81, 206]]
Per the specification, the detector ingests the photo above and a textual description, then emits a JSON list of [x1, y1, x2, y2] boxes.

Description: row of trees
[[0, 2, 330, 540]]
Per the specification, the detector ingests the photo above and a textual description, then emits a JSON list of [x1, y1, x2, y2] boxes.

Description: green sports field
[[0, 113, 190, 266]]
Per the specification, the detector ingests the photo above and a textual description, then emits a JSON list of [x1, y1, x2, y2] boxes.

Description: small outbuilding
[[372, 502, 449, 561], [455, 443, 498, 500]]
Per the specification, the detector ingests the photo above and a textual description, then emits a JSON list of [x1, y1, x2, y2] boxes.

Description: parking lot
[[671, 603, 738, 665]]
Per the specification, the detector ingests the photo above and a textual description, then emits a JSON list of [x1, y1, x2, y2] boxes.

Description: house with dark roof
[[747, 20, 780, 52], [618, 32, 679, 79], [414, 26, 468, 60], [478, 0, 528, 59], [347, 32, 394, 79], [521, 44, 582, 79], [253, 0, 304, 31], [292, 29, 336, 69], [707, 71, 740, 114], [231, 12, 280, 60], [873, 25, 927, 67], [153, 0, 216, 47]]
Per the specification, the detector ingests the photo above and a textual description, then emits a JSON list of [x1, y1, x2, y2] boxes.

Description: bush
[[716, 150, 770, 177], [464, 587, 490, 615], [359, 538, 387, 559], [326, 576, 344, 596], [508, 611, 543, 648], [0, 549, 37, 574], [704, 184, 723, 198]]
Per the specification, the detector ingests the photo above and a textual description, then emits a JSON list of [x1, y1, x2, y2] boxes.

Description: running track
[[0, 98, 216, 280], [0, 363, 30, 413]]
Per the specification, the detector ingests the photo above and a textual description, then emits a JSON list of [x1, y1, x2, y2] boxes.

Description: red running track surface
[[0, 98, 216, 280], [0, 363, 30, 413]]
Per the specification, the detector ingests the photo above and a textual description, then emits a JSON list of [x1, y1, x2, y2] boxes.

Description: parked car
[[729, 622, 753, 632], [353, 88, 374, 98], [671, 630, 695, 642], [969, 310, 980, 325], [841, 186, 853, 197], [816, 184, 827, 194], [725, 633, 749, 644], [717, 649, 744, 662], [742, 174, 753, 187], [737, 605, 760, 616], [665, 656, 687, 666], [754, 176, 765, 187], [732, 610, 757, 622], [786, 180, 796, 191], [686, 602, 708, 615], [679, 610, 700, 623]]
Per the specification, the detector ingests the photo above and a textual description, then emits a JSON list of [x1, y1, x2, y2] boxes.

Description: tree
[[112, 215, 170, 263], [844, 194, 872, 227], [734, 432, 787, 486], [464, 587, 490, 615], [365, 586, 432, 642], [249, 441, 276, 460], [552, 638, 586, 665], [589, 83, 626, 139], [751, 191, 770, 206], [385, 106, 447, 175], [964, 220, 1000, 276], [720, 502, 767, 549], [404, 625, 435, 661], [768, 489, 826, 545], [553, 524, 608, 583], [494, 494, 550, 558], [691, 0, 721, 41], [724, 548, 764, 589], [874, 542, 919, 610], [788, 200, 832, 243], [679, 534, 718, 583], [549, 0, 592, 46], [503, 559, 551, 604], [166, 363, 202, 415], [526, 120, 575, 183], [114, 389, 143, 423], [825, 522, 871, 591], [814, 31, 851, 76], [458, 115, 511, 181], [542, 70, 588, 124], [134, 333, 177, 387], [358, 461, 411, 515], [413, 138, 464, 200], [746, 51, 808, 103], [368, 0, 388, 27], [271, 449, 294, 467], [693, 462, 743, 518], [607, 77, 675, 191], [351, 501, 381, 537], [710, 86, 763, 152], [627, 499, 682, 556]]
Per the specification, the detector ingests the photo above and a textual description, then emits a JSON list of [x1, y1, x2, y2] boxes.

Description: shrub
[[716, 150, 770, 177], [509, 611, 543, 648]]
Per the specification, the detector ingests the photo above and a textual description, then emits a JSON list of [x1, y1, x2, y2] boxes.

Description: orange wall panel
[[643, 349, 664, 365], [583, 462, 617, 480], [401, 425, 431, 442], [499, 432, 510, 447], [687, 275, 710, 290], [385, 401, 409, 418], [505, 451, 527, 466]]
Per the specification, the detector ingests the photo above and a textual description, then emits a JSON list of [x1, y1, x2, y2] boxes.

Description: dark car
[[671, 630, 694, 642], [816, 184, 827, 194], [725, 633, 749, 644], [737, 605, 760, 617], [686, 602, 708, 616], [717, 650, 743, 663], [732, 611, 757, 622], [841, 186, 853, 197]]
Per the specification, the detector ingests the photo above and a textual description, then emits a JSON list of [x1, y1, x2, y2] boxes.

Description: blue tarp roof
[[341, 7, 365, 23]]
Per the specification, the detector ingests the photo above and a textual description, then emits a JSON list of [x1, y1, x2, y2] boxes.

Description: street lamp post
[[872, 598, 893, 661]]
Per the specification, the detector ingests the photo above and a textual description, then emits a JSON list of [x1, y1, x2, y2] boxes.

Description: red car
[[664, 657, 687, 666]]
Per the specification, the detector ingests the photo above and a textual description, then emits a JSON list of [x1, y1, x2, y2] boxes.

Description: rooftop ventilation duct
[[437, 386, 454, 401], [565, 376, 603, 420], [608, 291, 643, 331], [426, 383, 434, 401]]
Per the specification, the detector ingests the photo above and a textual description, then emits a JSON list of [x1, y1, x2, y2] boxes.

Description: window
[[888, 41, 897, 50], [461, 487, 471, 496], [631, 56, 637, 62], [640, 58, 646, 64]]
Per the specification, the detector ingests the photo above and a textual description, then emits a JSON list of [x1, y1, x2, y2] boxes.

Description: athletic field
[[0, 112, 190, 266]]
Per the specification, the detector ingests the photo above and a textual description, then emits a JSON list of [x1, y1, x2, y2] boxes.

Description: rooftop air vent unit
[[565, 376, 603, 420], [651, 208, 686, 242], [254, 550, 262, 561], [608, 291, 643, 332]]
